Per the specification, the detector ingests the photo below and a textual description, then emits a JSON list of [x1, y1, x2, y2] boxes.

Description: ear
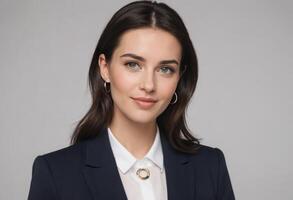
[[98, 53, 110, 82]]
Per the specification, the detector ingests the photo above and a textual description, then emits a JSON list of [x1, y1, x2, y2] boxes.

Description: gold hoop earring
[[104, 81, 111, 93], [170, 92, 178, 104]]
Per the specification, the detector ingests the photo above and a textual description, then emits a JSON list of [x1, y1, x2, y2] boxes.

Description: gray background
[[0, 0, 292, 199]]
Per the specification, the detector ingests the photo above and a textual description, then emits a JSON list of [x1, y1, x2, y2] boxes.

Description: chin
[[126, 113, 157, 125]]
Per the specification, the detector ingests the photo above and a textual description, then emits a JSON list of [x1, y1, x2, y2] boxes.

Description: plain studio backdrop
[[0, 0, 292, 199]]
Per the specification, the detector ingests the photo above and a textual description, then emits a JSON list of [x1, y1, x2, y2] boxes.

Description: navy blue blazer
[[28, 127, 235, 200]]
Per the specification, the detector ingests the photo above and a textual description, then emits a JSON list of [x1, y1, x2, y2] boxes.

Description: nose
[[139, 70, 155, 93]]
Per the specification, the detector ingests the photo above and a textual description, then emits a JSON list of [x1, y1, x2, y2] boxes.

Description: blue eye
[[125, 62, 140, 70], [124, 62, 175, 74], [160, 66, 175, 74]]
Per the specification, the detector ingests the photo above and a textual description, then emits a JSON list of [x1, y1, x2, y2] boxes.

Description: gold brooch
[[136, 168, 150, 180]]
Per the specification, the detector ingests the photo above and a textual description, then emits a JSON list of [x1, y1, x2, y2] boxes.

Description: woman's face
[[99, 27, 181, 125]]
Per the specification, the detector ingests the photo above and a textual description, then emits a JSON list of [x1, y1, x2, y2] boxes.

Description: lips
[[131, 97, 158, 102], [131, 97, 157, 109]]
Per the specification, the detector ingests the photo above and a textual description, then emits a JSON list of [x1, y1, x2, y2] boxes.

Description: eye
[[125, 61, 140, 70], [160, 66, 175, 74]]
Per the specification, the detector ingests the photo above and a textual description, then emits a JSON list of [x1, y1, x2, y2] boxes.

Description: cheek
[[154, 80, 178, 116], [150, 80, 178, 118], [158, 78, 178, 99], [109, 65, 135, 96]]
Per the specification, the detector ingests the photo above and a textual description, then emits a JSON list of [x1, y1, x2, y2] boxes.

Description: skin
[[98, 27, 182, 159]]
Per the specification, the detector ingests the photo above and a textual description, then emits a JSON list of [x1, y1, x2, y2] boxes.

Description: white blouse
[[107, 126, 168, 200]]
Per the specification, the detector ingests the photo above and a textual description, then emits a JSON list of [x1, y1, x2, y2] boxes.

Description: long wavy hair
[[70, 0, 201, 153]]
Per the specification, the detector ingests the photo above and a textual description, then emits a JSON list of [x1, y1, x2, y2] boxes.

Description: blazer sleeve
[[27, 156, 59, 200], [215, 148, 236, 200]]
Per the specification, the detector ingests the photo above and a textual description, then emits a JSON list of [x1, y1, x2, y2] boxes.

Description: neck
[[109, 114, 157, 160]]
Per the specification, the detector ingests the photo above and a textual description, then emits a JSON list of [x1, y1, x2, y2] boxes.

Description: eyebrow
[[120, 53, 179, 65]]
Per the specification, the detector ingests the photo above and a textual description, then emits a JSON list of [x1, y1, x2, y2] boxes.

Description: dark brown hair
[[71, 0, 201, 153]]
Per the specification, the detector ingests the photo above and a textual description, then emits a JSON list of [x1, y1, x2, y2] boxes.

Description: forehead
[[113, 28, 182, 61]]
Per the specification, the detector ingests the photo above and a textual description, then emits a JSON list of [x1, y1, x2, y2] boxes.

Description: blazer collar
[[82, 127, 195, 200]]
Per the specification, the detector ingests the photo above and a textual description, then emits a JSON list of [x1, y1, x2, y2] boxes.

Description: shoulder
[[187, 144, 229, 170], [187, 144, 235, 199], [193, 144, 226, 159], [32, 140, 88, 172], [28, 140, 95, 199]]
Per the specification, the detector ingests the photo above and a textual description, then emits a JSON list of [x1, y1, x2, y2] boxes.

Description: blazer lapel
[[160, 129, 196, 200], [82, 127, 127, 200]]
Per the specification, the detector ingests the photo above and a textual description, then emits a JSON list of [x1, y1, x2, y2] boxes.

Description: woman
[[28, 1, 235, 200]]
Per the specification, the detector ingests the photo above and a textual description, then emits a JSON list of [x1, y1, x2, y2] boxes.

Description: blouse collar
[[107, 124, 164, 174]]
